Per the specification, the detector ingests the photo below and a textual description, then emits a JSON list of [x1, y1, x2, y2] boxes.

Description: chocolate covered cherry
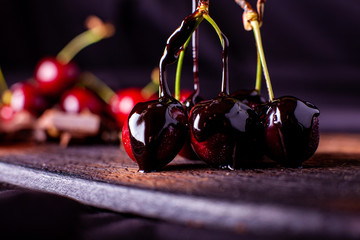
[[176, 6, 204, 160], [127, 97, 188, 172], [258, 96, 320, 167], [231, 89, 265, 109], [188, 15, 262, 168], [124, 1, 209, 170], [189, 94, 261, 169], [178, 90, 204, 160]]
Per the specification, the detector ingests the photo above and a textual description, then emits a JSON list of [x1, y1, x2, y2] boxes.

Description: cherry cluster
[[0, 16, 158, 145], [122, 0, 320, 172]]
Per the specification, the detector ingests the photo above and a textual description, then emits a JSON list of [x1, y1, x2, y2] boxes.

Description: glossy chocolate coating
[[189, 94, 262, 169], [177, 1, 203, 160], [126, 5, 202, 171], [178, 91, 204, 160], [183, 92, 204, 116], [128, 96, 188, 172], [258, 96, 320, 167], [231, 89, 266, 109], [160, 10, 203, 67]]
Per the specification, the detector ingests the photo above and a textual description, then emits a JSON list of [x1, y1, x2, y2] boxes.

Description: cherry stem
[[257, 0, 266, 25], [56, 16, 115, 64], [0, 67, 7, 103], [141, 67, 160, 99], [78, 72, 115, 104], [203, 14, 229, 94], [203, 14, 224, 48], [235, 0, 267, 95], [255, 40, 262, 92], [251, 20, 274, 101], [255, 0, 265, 93], [174, 36, 191, 100]]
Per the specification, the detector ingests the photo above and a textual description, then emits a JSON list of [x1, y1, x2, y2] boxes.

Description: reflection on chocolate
[[258, 96, 320, 167], [128, 97, 188, 172], [189, 94, 262, 169]]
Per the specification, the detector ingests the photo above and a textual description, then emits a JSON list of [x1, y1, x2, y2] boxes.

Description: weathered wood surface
[[0, 133, 359, 238]]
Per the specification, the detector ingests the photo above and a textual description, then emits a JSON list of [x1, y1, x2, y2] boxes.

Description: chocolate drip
[[159, 10, 203, 98], [220, 33, 230, 95]]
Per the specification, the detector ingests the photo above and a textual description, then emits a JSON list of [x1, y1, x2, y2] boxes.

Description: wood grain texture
[[0, 133, 359, 238]]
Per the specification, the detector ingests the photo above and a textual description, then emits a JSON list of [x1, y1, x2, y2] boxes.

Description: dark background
[[1, 0, 360, 132], [0, 2, 360, 239]]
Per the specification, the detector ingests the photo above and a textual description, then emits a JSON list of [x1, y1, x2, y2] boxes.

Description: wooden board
[[0, 133, 359, 239]]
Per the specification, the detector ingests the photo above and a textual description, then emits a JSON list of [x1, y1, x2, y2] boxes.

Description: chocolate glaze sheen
[[258, 96, 320, 167], [189, 94, 262, 169], [231, 89, 266, 109], [179, 91, 204, 160], [189, 30, 263, 169], [128, 97, 188, 172], [126, 6, 205, 171], [161, 8, 204, 67], [178, 2, 204, 160]]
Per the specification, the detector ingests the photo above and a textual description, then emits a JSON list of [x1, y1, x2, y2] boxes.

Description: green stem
[[56, 17, 114, 64], [174, 51, 184, 101], [255, 49, 262, 92], [203, 14, 230, 94], [78, 72, 115, 103], [203, 14, 224, 48], [141, 67, 159, 99], [141, 81, 159, 99], [56, 30, 104, 64], [0, 67, 7, 102], [174, 36, 191, 101], [251, 20, 274, 101]]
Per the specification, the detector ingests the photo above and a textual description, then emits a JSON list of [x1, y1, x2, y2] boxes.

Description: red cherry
[[0, 104, 16, 121], [34, 57, 79, 97], [178, 89, 193, 103], [121, 118, 136, 162], [10, 81, 49, 115], [231, 89, 266, 109], [60, 87, 104, 115], [108, 88, 146, 128]]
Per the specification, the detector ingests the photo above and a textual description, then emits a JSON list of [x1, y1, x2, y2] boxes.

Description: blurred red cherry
[[108, 88, 146, 128], [9, 81, 49, 115], [178, 89, 193, 103], [0, 104, 15, 121], [60, 87, 104, 114], [34, 57, 79, 98]]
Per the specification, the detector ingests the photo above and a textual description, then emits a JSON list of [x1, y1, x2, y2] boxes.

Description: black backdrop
[[1, 0, 360, 131], [0, 1, 360, 239]]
